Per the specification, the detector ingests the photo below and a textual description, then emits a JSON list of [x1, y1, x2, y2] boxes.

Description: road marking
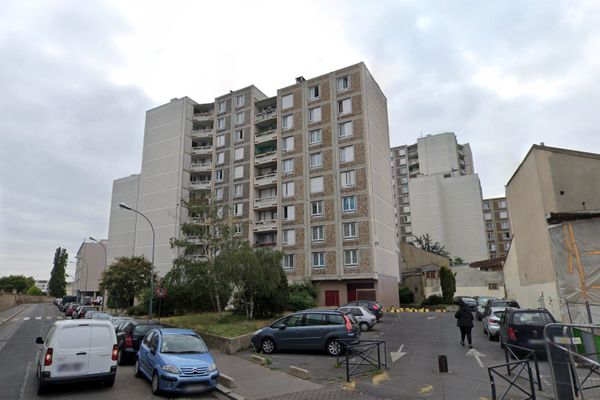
[[56, 316, 63, 319], [418, 384, 433, 394], [391, 345, 408, 362], [23, 317, 30, 321], [35, 317, 41, 320], [18, 361, 31, 400], [427, 316, 437, 320], [466, 348, 486, 368], [410, 347, 419, 365], [46, 316, 52, 319]]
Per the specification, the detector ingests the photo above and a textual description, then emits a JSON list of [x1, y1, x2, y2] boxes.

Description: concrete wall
[[0, 294, 16, 311], [107, 174, 140, 265], [400, 242, 449, 270], [417, 132, 462, 176], [73, 242, 106, 294], [453, 264, 505, 298]]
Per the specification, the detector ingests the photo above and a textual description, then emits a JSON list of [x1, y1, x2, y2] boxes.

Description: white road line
[[56, 316, 63, 319], [391, 345, 408, 362], [466, 348, 486, 368], [46, 316, 52, 320], [18, 361, 31, 400], [23, 317, 30, 321], [35, 317, 41, 320]]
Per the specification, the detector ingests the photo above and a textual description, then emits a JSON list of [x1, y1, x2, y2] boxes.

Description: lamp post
[[119, 202, 155, 319], [89, 237, 107, 311]]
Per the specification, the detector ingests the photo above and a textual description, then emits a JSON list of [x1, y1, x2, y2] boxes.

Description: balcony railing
[[190, 181, 211, 190], [255, 128, 277, 144], [254, 173, 277, 187], [255, 242, 277, 248], [254, 196, 277, 209], [255, 109, 277, 122], [191, 146, 213, 155], [192, 128, 213, 138], [253, 219, 277, 232], [254, 151, 277, 164], [190, 163, 212, 172], [193, 112, 213, 120]]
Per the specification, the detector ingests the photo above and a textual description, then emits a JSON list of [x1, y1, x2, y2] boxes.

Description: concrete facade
[[483, 197, 512, 258], [73, 241, 106, 298], [106, 174, 140, 265], [452, 264, 505, 299]]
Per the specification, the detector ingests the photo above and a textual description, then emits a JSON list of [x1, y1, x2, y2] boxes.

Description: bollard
[[438, 355, 448, 373]]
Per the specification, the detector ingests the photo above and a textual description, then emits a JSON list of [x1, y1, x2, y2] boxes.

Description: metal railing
[[488, 360, 536, 400], [336, 340, 387, 382], [503, 343, 543, 392]]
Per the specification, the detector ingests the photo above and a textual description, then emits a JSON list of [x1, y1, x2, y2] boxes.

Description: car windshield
[[161, 334, 208, 354], [478, 297, 494, 306], [493, 301, 519, 308], [512, 312, 553, 325], [133, 324, 162, 336], [493, 311, 505, 318]]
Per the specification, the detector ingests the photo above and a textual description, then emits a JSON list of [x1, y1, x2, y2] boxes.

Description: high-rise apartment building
[[482, 197, 512, 258], [107, 63, 400, 307], [390, 132, 488, 262]]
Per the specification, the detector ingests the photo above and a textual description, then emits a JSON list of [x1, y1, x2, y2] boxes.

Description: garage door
[[325, 290, 340, 307]]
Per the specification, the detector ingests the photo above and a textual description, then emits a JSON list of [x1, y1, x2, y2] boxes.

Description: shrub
[[288, 291, 316, 311], [398, 287, 414, 304], [26, 286, 44, 296], [421, 294, 444, 306], [127, 304, 146, 316]]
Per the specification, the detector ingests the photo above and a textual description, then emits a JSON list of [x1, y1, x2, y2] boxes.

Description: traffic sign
[[155, 287, 167, 298]]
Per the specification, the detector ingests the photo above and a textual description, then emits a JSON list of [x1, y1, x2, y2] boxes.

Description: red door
[[347, 289, 357, 302], [325, 290, 340, 307]]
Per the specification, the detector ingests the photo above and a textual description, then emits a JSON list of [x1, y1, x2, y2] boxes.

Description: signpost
[[155, 286, 167, 321]]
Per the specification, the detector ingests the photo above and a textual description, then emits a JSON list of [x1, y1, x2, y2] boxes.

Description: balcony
[[192, 128, 213, 139], [254, 196, 277, 209], [255, 128, 277, 144], [254, 241, 277, 248], [193, 112, 213, 121], [191, 146, 213, 155], [190, 181, 211, 190], [255, 109, 277, 123], [254, 151, 277, 165], [254, 173, 277, 187], [253, 219, 277, 232], [190, 163, 212, 173]]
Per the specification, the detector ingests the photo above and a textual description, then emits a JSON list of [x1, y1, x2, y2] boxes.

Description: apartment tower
[[107, 63, 400, 307], [482, 197, 513, 258]]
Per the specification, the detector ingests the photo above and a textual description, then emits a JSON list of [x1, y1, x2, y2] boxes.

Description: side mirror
[[278, 324, 286, 330], [150, 346, 157, 354], [35, 337, 44, 344]]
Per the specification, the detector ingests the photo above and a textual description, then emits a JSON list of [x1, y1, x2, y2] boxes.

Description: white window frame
[[312, 252, 325, 268], [338, 121, 353, 138], [282, 114, 293, 130], [311, 200, 323, 216], [282, 136, 294, 152], [484, 213, 492, 220], [283, 254, 294, 270], [343, 222, 357, 239], [235, 94, 245, 108], [283, 205, 295, 221], [341, 170, 356, 188], [216, 134, 225, 147], [312, 226, 324, 242], [234, 165, 244, 180], [217, 101, 226, 114], [338, 98, 352, 115], [215, 187, 223, 200], [216, 152, 225, 165], [309, 129, 322, 145], [339, 145, 355, 163], [217, 118, 226, 130], [235, 129, 244, 141], [310, 176, 324, 193], [234, 147, 244, 161], [336, 76, 350, 91], [234, 183, 243, 197], [233, 203, 243, 216], [215, 169, 224, 182], [282, 158, 294, 174], [308, 85, 320, 100], [308, 106, 321, 123], [235, 111, 245, 125], [309, 152, 322, 168], [342, 196, 356, 212], [234, 223, 242, 235], [282, 182, 295, 197], [281, 93, 293, 109], [499, 211, 508, 219], [344, 249, 358, 266], [283, 229, 295, 246]]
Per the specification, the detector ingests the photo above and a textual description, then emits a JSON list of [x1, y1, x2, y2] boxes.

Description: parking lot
[[238, 311, 555, 400]]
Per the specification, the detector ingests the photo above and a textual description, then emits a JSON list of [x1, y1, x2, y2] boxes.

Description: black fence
[[336, 339, 387, 382], [488, 360, 537, 400], [503, 343, 543, 392]]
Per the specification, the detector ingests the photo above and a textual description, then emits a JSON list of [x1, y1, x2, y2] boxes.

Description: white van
[[35, 319, 118, 394]]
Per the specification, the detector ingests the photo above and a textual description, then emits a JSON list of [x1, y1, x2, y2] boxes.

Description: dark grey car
[[251, 310, 360, 356]]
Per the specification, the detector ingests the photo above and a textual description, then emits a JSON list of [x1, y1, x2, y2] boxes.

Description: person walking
[[455, 300, 474, 348]]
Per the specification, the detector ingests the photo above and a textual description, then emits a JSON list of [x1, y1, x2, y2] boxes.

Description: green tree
[[413, 234, 450, 257], [0, 275, 35, 293], [48, 247, 68, 297], [398, 286, 414, 304], [449, 256, 464, 265], [440, 266, 456, 304], [99, 256, 152, 309], [27, 286, 44, 296]]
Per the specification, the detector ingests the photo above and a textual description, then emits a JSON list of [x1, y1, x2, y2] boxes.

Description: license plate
[[57, 362, 84, 372], [184, 383, 207, 393], [529, 339, 544, 345]]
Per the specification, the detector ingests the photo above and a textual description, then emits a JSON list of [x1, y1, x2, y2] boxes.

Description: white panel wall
[[106, 174, 140, 265]]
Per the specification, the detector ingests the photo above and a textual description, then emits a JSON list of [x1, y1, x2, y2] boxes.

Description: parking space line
[[34, 317, 41, 320], [46, 316, 52, 320], [23, 317, 30, 321]]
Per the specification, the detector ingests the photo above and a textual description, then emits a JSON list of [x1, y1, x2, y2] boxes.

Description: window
[[311, 200, 323, 216], [283, 254, 294, 270], [234, 183, 243, 197], [283, 229, 296, 245], [233, 203, 243, 216], [336, 76, 350, 91], [215, 169, 223, 182], [312, 226, 324, 242], [399, 158, 407, 166], [218, 101, 226, 114], [503, 242, 511, 251], [234, 223, 242, 235], [234, 165, 244, 179], [343, 222, 357, 239], [282, 93, 293, 109], [341, 170, 356, 188], [487, 233, 495, 240], [217, 118, 226, 130], [235, 94, 245, 107], [309, 152, 322, 168], [399, 149, 406, 156], [282, 182, 295, 197], [489, 243, 496, 252], [483, 202, 491, 211], [502, 232, 511, 240], [216, 134, 225, 147], [400, 166, 407, 174], [310, 176, 324, 193], [312, 252, 325, 268], [282, 114, 293, 130], [486, 223, 493, 230], [498, 200, 507, 209], [405, 225, 412, 233], [339, 146, 354, 163], [308, 85, 320, 100], [425, 271, 436, 279], [308, 106, 321, 123], [484, 213, 492, 221], [339, 121, 353, 138], [282, 158, 294, 174], [342, 196, 356, 212], [234, 147, 244, 161], [283, 205, 295, 220], [500, 222, 510, 230], [488, 283, 499, 290], [402, 215, 411, 223], [400, 177, 409, 185], [215, 187, 223, 200], [216, 206, 223, 218], [338, 98, 352, 115], [282, 136, 294, 152], [235, 111, 245, 125], [401, 196, 409, 204], [309, 129, 322, 145], [400, 186, 409, 194], [344, 250, 358, 266], [402, 206, 410, 213], [216, 152, 225, 165], [499, 211, 508, 219], [235, 129, 244, 141]]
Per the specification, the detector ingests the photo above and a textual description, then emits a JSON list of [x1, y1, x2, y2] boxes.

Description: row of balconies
[[255, 109, 277, 123]]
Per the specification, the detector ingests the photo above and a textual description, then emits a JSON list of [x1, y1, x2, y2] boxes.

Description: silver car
[[482, 307, 506, 341], [338, 306, 377, 332]]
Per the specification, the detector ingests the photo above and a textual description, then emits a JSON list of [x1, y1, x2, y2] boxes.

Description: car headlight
[[161, 365, 180, 374], [207, 363, 217, 372]]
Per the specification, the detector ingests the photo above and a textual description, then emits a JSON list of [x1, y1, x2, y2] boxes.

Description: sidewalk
[[0, 304, 29, 325]]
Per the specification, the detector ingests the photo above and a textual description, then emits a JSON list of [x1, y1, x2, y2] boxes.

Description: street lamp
[[119, 202, 155, 319], [89, 237, 107, 311]]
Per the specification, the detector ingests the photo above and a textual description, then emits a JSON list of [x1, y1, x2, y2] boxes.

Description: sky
[[1, 0, 600, 279]]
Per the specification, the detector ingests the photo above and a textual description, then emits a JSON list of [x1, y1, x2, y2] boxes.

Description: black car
[[498, 308, 555, 355], [454, 296, 477, 312], [483, 299, 520, 319], [115, 319, 165, 365], [343, 300, 384, 321]]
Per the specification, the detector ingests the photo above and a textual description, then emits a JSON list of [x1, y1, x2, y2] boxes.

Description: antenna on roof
[[296, 76, 305, 83]]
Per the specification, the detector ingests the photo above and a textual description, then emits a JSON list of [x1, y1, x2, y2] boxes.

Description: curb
[[215, 383, 246, 400], [0, 305, 29, 326]]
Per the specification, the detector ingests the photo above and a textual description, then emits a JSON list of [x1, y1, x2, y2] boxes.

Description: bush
[[421, 294, 444, 306], [398, 287, 414, 304], [26, 286, 44, 296], [288, 291, 316, 311], [127, 304, 146, 316]]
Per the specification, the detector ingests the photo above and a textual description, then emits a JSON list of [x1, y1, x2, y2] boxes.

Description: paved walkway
[[0, 304, 29, 325], [259, 387, 380, 400]]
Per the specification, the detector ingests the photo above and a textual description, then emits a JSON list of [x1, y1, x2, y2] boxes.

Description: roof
[[546, 211, 600, 225], [469, 257, 506, 269], [158, 328, 196, 335], [53, 319, 113, 327]]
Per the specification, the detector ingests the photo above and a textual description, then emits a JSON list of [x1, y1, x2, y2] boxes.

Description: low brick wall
[[18, 295, 53, 304], [200, 331, 253, 355], [0, 294, 16, 311]]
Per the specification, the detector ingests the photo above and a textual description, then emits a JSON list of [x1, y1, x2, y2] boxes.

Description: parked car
[[251, 310, 360, 356], [35, 319, 117, 394], [338, 306, 377, 332], [483, 299, 520, 319], [54, 298, 63, 307], [60, 296, 77, 311], [116, 320, 166, 365], [475, 296, 497, 320], [135, 328, 219, 395], [454, 296, 477, 312], [343, 300, 384, 321], [64, 303, 81, 317], [74, 306, 99, 319], [110, 316, 133, 331], [91, 313, 112, 320], [482, 307, 506, 341], [498, 308, 556, 355]]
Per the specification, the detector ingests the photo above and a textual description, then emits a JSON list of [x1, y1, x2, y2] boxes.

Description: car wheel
[[488, 330, 494, 341], [151, 372, 161, 395], [134, 359, 143, 378], [359, 322, 369, 332], [261, 338, 276, 354], [117, 348, 126, 365], [37, 366, 47, 395], [326, 339, 343, 356], [105, 375, 115, 387]]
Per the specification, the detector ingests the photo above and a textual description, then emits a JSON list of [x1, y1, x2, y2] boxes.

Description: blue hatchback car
[[135, 328, 219, 395]]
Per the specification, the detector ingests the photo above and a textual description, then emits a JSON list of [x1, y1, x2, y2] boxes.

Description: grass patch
[[162, 312, 277, 338]]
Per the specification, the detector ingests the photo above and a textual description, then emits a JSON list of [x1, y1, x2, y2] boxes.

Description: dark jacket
[[455, 305, 474, 328]]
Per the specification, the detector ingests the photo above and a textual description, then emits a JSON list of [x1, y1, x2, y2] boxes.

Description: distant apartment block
[[73, 241, 106, 299], [482, 197, 512, 258], [107, 63, 400, 307]]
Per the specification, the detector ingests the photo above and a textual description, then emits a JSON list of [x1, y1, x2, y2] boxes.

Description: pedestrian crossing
[[22, 316, 64, 321]]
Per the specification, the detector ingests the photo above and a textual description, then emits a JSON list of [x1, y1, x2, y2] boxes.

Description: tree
[[450, 256, 464, 265], [0, 275, 35, 293], [440, 266, 456, 304], [413, 234, 450, 257], [48, 247, 68, 297], [99, 256, 152, 309], [27, 286, 44, 296]]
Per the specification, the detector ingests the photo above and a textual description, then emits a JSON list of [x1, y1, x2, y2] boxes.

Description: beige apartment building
[[482, 197, 513, 258], [107, 63, 400, 307], [73, 241, 106, 300]]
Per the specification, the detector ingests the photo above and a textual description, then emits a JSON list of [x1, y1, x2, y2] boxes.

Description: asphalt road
[[0, 303, 217, 400]]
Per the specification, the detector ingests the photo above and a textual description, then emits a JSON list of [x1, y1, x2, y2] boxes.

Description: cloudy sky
[[1, 0, 599, 279]]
